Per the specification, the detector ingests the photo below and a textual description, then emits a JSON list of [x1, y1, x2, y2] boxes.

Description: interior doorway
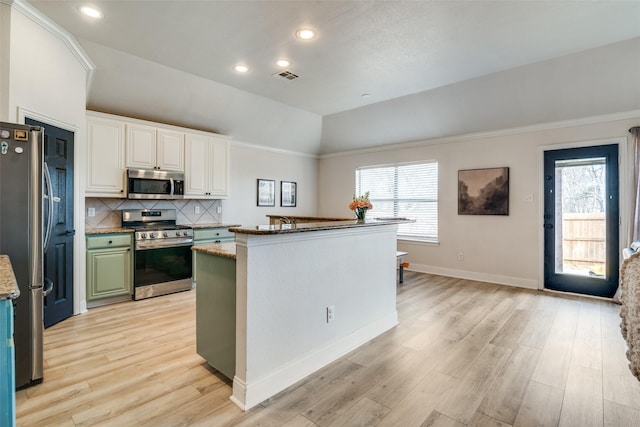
[[543, 144, 619, 298], [26, 118, 75, 327]]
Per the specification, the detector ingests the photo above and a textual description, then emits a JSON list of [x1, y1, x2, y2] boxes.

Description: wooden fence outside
[[561, 212, 605, 272]]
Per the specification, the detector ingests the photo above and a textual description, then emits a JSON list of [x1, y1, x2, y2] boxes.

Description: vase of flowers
[[349, 191, 373, 222]]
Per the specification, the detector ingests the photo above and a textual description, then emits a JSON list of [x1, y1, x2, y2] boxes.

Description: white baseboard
[[231, 310, 398, 411], [407, 263, 539, 290]]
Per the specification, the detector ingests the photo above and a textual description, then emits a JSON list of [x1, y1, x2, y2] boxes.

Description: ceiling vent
[[273, 70, 300, 81]]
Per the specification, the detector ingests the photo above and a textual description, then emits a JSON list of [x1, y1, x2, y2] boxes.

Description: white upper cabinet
[[86, 113, 126, 198], [86, 111, 229, 199], [126, 124, 184, 171], [157, 129, 185, 171], [185, 133, 230, 199]]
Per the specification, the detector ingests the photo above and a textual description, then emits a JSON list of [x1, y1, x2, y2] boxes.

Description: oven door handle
[[135, 239, 193, 250]]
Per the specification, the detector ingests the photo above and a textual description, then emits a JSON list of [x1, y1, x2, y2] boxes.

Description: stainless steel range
[[122, 209, 193, 300]]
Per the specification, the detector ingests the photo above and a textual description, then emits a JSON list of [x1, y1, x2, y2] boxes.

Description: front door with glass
[[543, 144, 619, 297]]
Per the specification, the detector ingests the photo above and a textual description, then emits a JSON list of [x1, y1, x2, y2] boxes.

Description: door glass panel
[[554, 157, 606, 279]]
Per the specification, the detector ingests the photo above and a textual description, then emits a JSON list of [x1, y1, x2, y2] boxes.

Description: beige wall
[[318, 114, 640, 289], [225, 143, 318, 226]]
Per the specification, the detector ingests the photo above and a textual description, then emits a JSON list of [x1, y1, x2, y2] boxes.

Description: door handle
[[43, 162, 54, 252], [65, 229, 76, 236], [43, 277, 54, 297]]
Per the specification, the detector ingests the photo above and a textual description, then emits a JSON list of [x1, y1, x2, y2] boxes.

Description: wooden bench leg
[[399, 262, 410, 284]]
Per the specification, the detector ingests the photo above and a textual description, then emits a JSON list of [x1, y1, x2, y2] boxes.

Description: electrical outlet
[[217, 206, 222, 214], [327, 305, 335, 323], [87, 207, 95, 217], [457, 252, 464, 261], [195, 206, 200, 214]]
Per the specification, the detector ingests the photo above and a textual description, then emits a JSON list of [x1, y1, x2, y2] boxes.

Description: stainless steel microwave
[[127, 169, 185, 199]]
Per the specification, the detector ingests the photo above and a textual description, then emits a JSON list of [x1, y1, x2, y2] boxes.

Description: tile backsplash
[[85, 198, 222, 230]]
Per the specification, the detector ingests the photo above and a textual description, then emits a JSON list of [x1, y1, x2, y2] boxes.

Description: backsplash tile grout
[[85, 198, 222, 230]]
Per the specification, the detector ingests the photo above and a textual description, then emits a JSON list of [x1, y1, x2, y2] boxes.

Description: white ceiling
[[28, 0, 640, 117], [30, 0, 640, 115]]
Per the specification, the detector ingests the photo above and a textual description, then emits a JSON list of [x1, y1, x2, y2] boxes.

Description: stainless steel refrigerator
[[0, 122, 53, 389]]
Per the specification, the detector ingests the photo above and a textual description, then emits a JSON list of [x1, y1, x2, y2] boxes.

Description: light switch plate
[[87, 207, 95, 217]]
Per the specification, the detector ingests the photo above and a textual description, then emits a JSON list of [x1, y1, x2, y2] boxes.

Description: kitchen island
[[194, 219, 407, 410]]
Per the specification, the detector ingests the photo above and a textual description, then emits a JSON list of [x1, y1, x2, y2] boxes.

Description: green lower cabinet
[[192, 228, 235, 284], [195, 251, 236, 380], [86, 234, 133, 301]]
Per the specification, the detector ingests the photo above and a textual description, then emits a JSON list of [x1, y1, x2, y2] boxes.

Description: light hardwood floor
[[16, 272, 640, 426]]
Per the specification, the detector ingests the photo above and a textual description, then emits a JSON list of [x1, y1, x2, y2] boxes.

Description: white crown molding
[[17, 106, 79, 132], [232, 139, 319, 160], [319, 108, 640, 159], [4, 0, 95, 89]]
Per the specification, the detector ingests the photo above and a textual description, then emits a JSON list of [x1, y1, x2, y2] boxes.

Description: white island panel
[[231, 224, 399, 410]]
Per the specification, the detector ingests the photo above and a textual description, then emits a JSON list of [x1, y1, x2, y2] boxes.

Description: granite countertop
[[192, 242, 236, 259], [191, 223, 242, 229], [86, 224, 242, 235], [265, 215, 352, 221], [0, 255, 20, 300], [229, 218, 412, 235], [86, 227, 135, 235]]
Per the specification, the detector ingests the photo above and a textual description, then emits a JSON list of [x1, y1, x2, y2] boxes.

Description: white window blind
[[356, 161, 438, 240]]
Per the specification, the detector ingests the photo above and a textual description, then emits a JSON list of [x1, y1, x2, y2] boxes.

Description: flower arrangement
[[349, 191, 373, 221]]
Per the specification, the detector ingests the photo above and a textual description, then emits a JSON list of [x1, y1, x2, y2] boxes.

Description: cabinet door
[[86, 246, 132, 300], [157, 129, 185, 171], [0, 300, 15, 427], [126, 124, 157, 170], [185, 133, 210, 196], [209, 137, 230, 197], [86, 116, 126, 197]]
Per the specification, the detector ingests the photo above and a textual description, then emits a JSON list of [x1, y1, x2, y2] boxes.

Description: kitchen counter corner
[[0, 255, 20, 300], [192, 242, 236, 259]]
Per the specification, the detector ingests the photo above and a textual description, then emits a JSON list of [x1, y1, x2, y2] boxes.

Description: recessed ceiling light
[[80, 6, 102, 19], [362, 93, 372, 98], [276, 59, 290, 68], [234, 65, 249, 73], [295, 28, 316, 40]]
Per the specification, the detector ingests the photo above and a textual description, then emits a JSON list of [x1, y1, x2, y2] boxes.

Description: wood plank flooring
[[16, 272, 640, 426]]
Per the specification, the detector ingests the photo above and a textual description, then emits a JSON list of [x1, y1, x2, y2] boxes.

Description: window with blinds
[[355, 161, 438, 241]]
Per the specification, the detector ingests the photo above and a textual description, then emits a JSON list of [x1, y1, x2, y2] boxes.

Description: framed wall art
[[281, 181, 297, 207], [257, 179, 276, 207], [458, 167, 509, 215]]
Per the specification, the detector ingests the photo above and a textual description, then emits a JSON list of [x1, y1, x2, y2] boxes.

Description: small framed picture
[[281, 181, 297, 207], [14, 130, 28, 141], [257, 179, 275, 207]]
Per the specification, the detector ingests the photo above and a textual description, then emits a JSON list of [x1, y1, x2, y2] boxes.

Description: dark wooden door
[[26, 118, 75, 327]]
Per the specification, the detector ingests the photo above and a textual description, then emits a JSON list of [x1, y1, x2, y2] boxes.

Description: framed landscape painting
[[458, 167, 509, 215]]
